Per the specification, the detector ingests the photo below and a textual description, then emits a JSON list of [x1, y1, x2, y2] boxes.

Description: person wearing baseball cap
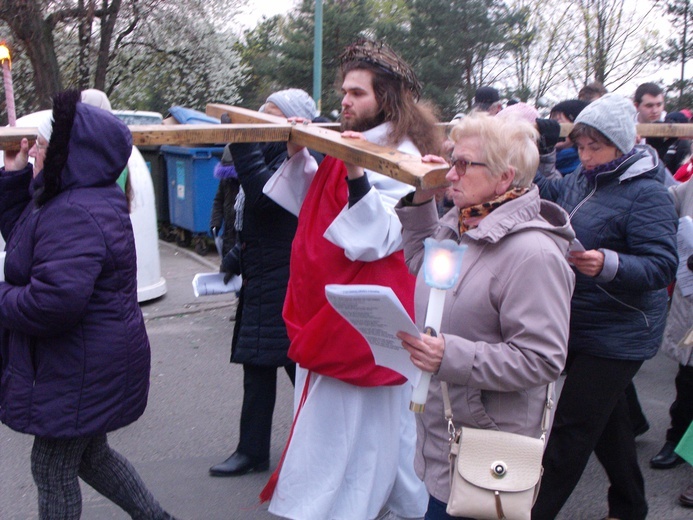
[[472, 86, 502, 115]]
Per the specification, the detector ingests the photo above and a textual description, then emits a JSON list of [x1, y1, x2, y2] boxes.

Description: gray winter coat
[[661, 179, 693, 365], [395, 186, 575, 503]]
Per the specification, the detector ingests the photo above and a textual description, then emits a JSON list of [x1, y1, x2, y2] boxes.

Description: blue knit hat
[[574, 93, 636, 154]]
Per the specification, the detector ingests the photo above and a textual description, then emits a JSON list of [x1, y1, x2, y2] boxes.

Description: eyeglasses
[[33, 136, 47, 151], [449, 157, 487, 176]]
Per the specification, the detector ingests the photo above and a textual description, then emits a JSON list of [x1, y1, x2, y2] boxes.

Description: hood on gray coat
[[441, 185, 576, 252]]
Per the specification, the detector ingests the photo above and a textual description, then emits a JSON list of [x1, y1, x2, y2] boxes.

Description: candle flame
[[429, 250, 455, 283], [422, 237, 467, 289], [0, 43, 10, 67]]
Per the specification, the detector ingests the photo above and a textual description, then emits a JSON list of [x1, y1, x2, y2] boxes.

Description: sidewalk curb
[[158, 240, 221, 271]]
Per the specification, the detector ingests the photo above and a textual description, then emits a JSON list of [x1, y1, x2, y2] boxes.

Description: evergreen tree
[[395, 0, 521, 118], [659, 0, 691, 106]]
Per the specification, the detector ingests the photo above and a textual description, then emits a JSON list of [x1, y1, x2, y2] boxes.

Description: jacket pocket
[[466, 387, 500, 430]]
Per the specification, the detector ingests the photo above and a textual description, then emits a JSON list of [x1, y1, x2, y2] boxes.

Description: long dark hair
[[340, 61, 442, 156]]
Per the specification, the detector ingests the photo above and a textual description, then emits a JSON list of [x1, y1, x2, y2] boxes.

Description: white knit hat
[[266, 89, 318, 120], [36, 111, 54, 143], [81, 89, 112, 111], [574, 93, 636, 154]]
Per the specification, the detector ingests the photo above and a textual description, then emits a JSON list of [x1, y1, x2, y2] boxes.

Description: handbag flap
[[455, 427, 544, 492]]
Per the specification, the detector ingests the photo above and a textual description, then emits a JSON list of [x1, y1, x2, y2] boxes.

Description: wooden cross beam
[[205, 104, 450, 188], [1, 107, 692, 189], [440, 122, 693, 139]]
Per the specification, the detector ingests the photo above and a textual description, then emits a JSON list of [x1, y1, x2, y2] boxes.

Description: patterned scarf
[[458, 187, 528, 235], [581, 148, 637, 183]]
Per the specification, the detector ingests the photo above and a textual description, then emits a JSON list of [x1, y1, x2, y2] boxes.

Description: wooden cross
[[1, 104, 692, 189], [203, 104, 450, 188]]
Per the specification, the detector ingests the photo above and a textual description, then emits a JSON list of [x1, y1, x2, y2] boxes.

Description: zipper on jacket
[[568, 167, 616, 220], [596, 285, 650, 327], [568, 182, 597, 220]]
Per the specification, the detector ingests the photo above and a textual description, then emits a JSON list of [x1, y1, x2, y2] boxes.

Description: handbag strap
[[441, 380, 555, 443]]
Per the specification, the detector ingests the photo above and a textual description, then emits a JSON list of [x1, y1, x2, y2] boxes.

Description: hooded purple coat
[[0, 92, 150, 438]]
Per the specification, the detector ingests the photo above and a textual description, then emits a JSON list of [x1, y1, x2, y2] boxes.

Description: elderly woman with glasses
[[394, 112, 575, 519]]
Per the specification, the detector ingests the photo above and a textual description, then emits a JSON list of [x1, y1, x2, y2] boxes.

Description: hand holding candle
[[408, 238, 467, 412]]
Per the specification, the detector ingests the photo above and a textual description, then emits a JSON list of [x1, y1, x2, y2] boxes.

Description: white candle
[[410, 287, 446, 412], [3, 62, 15, 126], [0, 45, 15, 126]]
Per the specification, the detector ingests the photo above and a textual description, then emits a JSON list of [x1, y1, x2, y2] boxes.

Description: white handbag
[[442, 382, 554, 520]]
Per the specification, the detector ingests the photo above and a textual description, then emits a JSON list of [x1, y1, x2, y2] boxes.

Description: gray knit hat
[[265, 89, 318, 120], [574, 93, 636, 154]]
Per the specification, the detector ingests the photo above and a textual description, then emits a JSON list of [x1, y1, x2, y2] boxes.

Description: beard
[[340, 110, 386, 132]]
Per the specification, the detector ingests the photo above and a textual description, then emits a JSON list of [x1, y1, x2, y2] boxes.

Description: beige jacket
[[395, 186, 575, 503], [662, 179, 693, 365]]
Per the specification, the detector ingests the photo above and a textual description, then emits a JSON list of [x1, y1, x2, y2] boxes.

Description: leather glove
[[223, 271, 233, 284], [535, 118, 561, 155]]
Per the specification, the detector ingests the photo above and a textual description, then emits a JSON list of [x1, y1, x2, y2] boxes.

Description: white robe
[[263, 124, 428, 520]]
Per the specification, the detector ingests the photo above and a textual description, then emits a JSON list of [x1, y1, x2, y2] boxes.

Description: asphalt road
[[1, 241, 691, 519]]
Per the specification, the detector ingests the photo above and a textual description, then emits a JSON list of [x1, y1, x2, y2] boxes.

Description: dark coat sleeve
[[603, 184, 679, 291], [210, 182, 225, 230], [221, 241, 241, 276], [0, 202, 106, 337], [229, 142, 284, 210], [533, 169, 565, 202]]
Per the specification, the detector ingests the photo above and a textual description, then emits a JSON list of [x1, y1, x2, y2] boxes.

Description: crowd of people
[[0, 36, 691, 520]]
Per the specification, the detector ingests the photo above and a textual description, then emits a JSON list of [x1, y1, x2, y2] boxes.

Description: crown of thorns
[[339, 39, 422, 100]]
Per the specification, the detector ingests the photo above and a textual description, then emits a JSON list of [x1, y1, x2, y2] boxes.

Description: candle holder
[[410, 237, 467, 413]]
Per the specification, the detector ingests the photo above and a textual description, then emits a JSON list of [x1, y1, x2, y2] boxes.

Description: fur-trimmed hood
[[36, 90, 132, 204]]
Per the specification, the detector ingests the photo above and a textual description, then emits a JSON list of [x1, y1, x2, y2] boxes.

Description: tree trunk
[[681, 0, 689, 102], [0, 0, 62, 108], [77, 0, 96, 90], [94, 0, 123, 91]]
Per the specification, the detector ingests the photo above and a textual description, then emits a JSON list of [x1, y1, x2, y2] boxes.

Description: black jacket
[[224, 142, 300, 366], [210, 177, 240, 257]]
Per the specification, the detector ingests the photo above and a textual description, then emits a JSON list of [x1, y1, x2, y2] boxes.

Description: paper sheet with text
[[325, 284, 422, 385]]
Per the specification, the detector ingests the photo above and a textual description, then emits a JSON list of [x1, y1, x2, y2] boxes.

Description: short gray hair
[[449, 112, 539, 188]]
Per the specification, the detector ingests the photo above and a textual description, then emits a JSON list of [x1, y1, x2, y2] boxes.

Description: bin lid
[[113, 110, 163, 125], [168, 106, 220, 125]]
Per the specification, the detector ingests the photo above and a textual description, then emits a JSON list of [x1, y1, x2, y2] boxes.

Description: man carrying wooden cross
[[259, 39, 442, 520]]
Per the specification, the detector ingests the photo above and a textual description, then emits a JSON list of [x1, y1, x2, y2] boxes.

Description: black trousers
[[236, 363, 296, 460], [532, 353, 647, 520], [666, 364, 693, 443], [625, 381, 649, 432]]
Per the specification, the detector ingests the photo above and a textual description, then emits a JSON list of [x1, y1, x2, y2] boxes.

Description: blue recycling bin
[[161, 145, 222, 233]]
